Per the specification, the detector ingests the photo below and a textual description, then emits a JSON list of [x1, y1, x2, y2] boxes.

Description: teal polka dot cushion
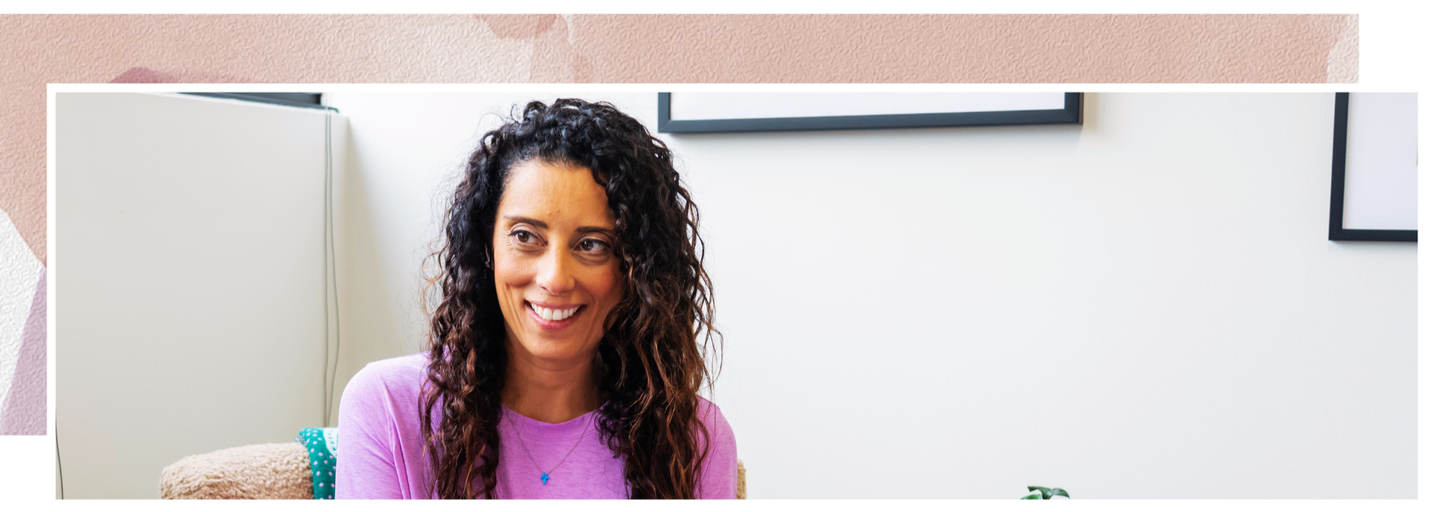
[[294, 427, 338, 499]]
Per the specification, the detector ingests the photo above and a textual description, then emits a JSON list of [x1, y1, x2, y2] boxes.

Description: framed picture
[[657, 92, 1083, 134], [1328, 92, 1418, 242]]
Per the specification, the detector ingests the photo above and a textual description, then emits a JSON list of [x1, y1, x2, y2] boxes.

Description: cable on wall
[[322, 112, 341, 427], [56, 422, 65, 499], [328, 112, 341, 427]]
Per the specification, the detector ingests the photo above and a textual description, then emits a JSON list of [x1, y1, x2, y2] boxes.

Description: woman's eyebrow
[[503, 215, 547, 229], [575, 226, 615, 235]]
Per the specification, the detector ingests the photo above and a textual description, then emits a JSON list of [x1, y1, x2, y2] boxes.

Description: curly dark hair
[[420, 98, 720, 499]]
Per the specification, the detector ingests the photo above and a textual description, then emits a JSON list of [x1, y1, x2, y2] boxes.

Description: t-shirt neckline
[[501, 405, 599, 440]]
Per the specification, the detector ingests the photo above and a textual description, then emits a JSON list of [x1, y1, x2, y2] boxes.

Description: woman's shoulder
[[341, 352, 431, 406], [358, 352, 430, 376], [693, 396, 738, 498], [695, 396, 736, 446]]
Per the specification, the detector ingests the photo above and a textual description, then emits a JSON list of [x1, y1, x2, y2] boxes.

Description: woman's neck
[[502, 349, 599, 424]]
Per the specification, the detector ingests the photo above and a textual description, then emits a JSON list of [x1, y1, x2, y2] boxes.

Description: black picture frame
[[657, 92, 1083, 134], [1328, 92, 1417, 242]]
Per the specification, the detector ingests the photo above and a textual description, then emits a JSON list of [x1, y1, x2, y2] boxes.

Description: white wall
[[56, 93, 341, 498], [323, 92, 1416, 499]]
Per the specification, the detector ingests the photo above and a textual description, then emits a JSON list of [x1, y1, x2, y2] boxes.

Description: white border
[[31, 82, 1435, 512]]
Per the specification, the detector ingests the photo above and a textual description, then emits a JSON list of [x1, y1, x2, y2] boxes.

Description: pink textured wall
[[0, 14, 1357, 267]]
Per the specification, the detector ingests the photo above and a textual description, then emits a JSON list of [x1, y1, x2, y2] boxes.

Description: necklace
[[504, 409, 593, 486]]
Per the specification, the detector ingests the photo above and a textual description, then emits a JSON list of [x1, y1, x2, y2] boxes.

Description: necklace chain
[[505, 410, 593, 486]]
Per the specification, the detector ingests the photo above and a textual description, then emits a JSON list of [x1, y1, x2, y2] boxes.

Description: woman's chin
[[517, 337, 591, 362]]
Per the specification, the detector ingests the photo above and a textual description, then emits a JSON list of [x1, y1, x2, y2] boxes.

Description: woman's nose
[[535, 247, 575, 296]]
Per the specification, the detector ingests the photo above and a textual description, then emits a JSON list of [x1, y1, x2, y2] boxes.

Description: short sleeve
[[335, 363, 406, 499], [695, 398, 739, 499]]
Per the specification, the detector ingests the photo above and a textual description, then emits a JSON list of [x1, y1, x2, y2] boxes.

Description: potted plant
[[1022, 486, 1070, 500]]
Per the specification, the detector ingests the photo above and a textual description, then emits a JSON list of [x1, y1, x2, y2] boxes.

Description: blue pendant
[[541, 473, 549, 485]]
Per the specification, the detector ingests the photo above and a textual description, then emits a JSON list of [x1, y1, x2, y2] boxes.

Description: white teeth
[[530, 303, 580, 321]]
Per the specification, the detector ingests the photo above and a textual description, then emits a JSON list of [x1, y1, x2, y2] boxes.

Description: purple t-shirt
[[336, 353, 737, 499]]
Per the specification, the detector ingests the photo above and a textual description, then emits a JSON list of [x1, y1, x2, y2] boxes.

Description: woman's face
[[492, 159, 622, 367]]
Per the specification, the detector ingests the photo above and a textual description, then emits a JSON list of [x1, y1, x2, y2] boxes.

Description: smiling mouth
[[527, 301, 582, 322]]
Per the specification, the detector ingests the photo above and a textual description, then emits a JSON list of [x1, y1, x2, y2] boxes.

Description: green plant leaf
[[1027, 486, 1049, 493], [1022, 494, 1042, 500], [1052, 488, 1070, 499]]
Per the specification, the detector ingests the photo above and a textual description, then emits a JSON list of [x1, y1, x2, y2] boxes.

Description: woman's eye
[[578, 238, 610, 253], [511, 230, 539, 245]]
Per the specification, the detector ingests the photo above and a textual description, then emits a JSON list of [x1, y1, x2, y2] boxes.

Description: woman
[[336, 99, 735, 499]]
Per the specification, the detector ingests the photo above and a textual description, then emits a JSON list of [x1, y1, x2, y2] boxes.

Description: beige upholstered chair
[[160, 443, 746, 499]]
